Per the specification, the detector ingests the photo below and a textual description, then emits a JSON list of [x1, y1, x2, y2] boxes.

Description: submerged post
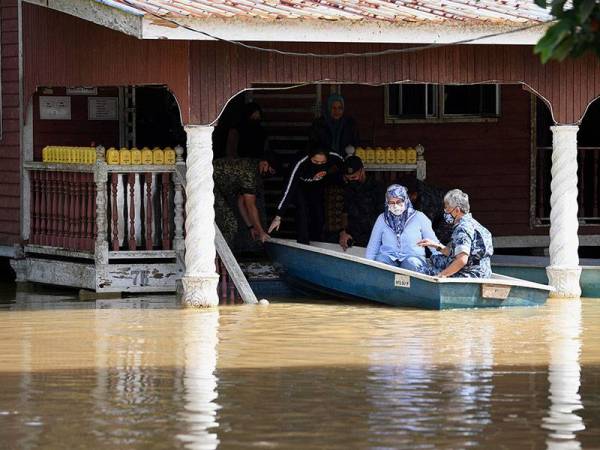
[[546, 125, 581, 298], [182, 125, 219, 307]]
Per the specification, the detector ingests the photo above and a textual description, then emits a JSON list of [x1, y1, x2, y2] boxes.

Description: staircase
[[249, 85, 323, 238]]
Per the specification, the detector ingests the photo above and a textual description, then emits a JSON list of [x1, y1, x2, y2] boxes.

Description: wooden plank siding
[[22, 4, 190, 124], [341, 84, 536, 237], [188, 41, 600, 126], [0, 0, 20, 244]]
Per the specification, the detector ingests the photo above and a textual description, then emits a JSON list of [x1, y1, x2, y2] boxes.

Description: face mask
[[444, 207, 456, 224], [389, 204, 405, 216]]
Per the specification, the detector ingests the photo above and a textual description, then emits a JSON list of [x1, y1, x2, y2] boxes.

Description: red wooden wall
[[0, 0, 20, 245], [32, 88, 120, 161], [343, 84, 535, 237]]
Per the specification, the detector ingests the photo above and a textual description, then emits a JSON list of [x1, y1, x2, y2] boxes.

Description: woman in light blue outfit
[[365, 184, 440, 273]]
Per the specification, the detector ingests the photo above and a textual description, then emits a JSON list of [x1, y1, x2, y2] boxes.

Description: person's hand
[[437, 272, 448, 278], [268, 216, 281, 234], [251, 227, 270, 242], [339, 231, 353, 251], [417, 239, 438, 248], [258, 160, 271, 175]]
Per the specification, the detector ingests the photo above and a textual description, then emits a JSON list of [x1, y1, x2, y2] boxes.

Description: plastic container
[[153, 147, 164, 165], [375, 147, 386, 164], [131, 148, 142, 165], [141, 147, 153, 165], [164, 147, 176, 165], [385, 147, 396, 164], [106, 148, 120, 165], [395, 147, 406, 164], [406, 147, 417, 164], [365, 147, 376, 164], [119, 147, 131, 165]]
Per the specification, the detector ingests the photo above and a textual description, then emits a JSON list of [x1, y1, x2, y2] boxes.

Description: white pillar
[[182, 125, 219, 308], [546, 125, 582, 298]]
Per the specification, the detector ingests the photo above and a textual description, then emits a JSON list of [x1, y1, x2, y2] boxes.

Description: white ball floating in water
[[258, 299, 270, 305]]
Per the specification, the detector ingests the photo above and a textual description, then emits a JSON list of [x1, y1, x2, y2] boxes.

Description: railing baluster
[[145, 172, 153, 250], [128, 173, 136, 250], [79, 173, 87, 251], [40, 171, 49, 246], [161, 173, 171, 250], [48, 171, 56, 247], [111, 173, 119, 251], [86, 173, 94, 251], [69, 172, 77, 249], [61, 172, 70, 248], [31, 171, 39, 245]]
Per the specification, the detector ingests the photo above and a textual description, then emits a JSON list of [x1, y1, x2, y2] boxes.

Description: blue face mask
[[444, 207, 456, 224]]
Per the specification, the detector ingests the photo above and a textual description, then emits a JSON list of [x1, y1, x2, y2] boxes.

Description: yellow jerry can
[[406, 147, 417, 164], [385, 147, 396, 164], [375, 147, 386, 164], [42, 146, 49, 163], [355, 147, 366, 161], [164, 147, 176, 165], [141, 147, 153, 165], [131, 148, 142, 165], [106, 148, 120, 165], [395, 147, 406, 164], [119, 148, 131, 165], [153, 147, 165, 165], [365, 147, 376, 164]]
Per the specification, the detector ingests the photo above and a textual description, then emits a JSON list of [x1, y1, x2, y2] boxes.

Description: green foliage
[[533, 0, 600, 62]]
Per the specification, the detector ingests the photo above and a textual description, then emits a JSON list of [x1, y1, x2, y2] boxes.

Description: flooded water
[[1, 284, 599, 449]]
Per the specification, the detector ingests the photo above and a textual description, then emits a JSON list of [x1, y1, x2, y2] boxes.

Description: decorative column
[[546, 125, 582, 298], [94, 146, 109, 266], [182, 125, 219, 307]]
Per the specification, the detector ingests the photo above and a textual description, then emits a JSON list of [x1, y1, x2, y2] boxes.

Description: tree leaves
[[533, 0, 600, 63]]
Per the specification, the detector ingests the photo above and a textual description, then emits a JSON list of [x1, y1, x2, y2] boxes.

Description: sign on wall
[[39, 96, 71, 120], [66, 87, 98, 96], [88, 97, 118, 121]]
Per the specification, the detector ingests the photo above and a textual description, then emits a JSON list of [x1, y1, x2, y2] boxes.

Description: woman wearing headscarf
[[268, 148, 344, 244], [365, 184, 440, 273], [418, 189, 494, 278], [308, 93, 360, 156]]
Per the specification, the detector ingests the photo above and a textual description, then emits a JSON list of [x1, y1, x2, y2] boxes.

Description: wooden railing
[[535, 147, 600, 224], [24, 146, 185, 260]]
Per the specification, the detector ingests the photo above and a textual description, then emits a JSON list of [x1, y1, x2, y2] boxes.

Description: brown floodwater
[[0, 284, 599, 450]]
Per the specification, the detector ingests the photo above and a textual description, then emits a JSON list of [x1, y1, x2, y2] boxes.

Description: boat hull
[[492, 257, 600, 298], [267, 241, 550, 310]]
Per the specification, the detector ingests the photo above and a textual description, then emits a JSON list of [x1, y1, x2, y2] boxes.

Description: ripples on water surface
[[0, 284, 599, 449]]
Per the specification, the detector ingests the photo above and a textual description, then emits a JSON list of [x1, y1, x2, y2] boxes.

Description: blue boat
[[492, 255, 600, 298], [266, 239, 553, 310]]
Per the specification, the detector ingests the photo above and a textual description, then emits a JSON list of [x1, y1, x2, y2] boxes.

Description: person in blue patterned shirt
[[417, 189, 493, 278]]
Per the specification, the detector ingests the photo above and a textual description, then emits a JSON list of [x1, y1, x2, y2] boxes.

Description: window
[[386, 84, 500, 122]]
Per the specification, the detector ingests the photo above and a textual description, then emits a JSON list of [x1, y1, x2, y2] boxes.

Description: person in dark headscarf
[[225, 101, 277, 175], [268, 148, 344, 244], [308, 93, 360, 157], [365, 184, 440, 273]]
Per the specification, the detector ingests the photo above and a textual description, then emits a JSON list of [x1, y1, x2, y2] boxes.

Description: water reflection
[[543, 300, 585, 449], [177, 310, 220, 449], [0, 291, 600, 449]]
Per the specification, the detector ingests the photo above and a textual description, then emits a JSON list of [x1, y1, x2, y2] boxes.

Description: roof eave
[[24, 0, 144, 39], [141, 16, 548, 45]]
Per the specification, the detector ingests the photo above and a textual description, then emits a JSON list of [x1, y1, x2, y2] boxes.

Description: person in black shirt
[[338, 156, 385, 250], [268, 148, 343, 244]]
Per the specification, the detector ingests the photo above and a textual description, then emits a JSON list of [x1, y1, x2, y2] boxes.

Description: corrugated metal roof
[[112, 0, 552, 24]]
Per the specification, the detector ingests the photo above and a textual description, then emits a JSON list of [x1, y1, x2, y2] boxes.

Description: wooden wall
[[32, 88, 120, 161], [23, 4, 190, 123], [0, 0, 20, 245], [343, 84, 535, 236], [189, 41, 600, 126]]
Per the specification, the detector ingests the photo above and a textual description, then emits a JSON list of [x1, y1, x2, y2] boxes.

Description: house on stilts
[[0, 0, 598, 305]]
